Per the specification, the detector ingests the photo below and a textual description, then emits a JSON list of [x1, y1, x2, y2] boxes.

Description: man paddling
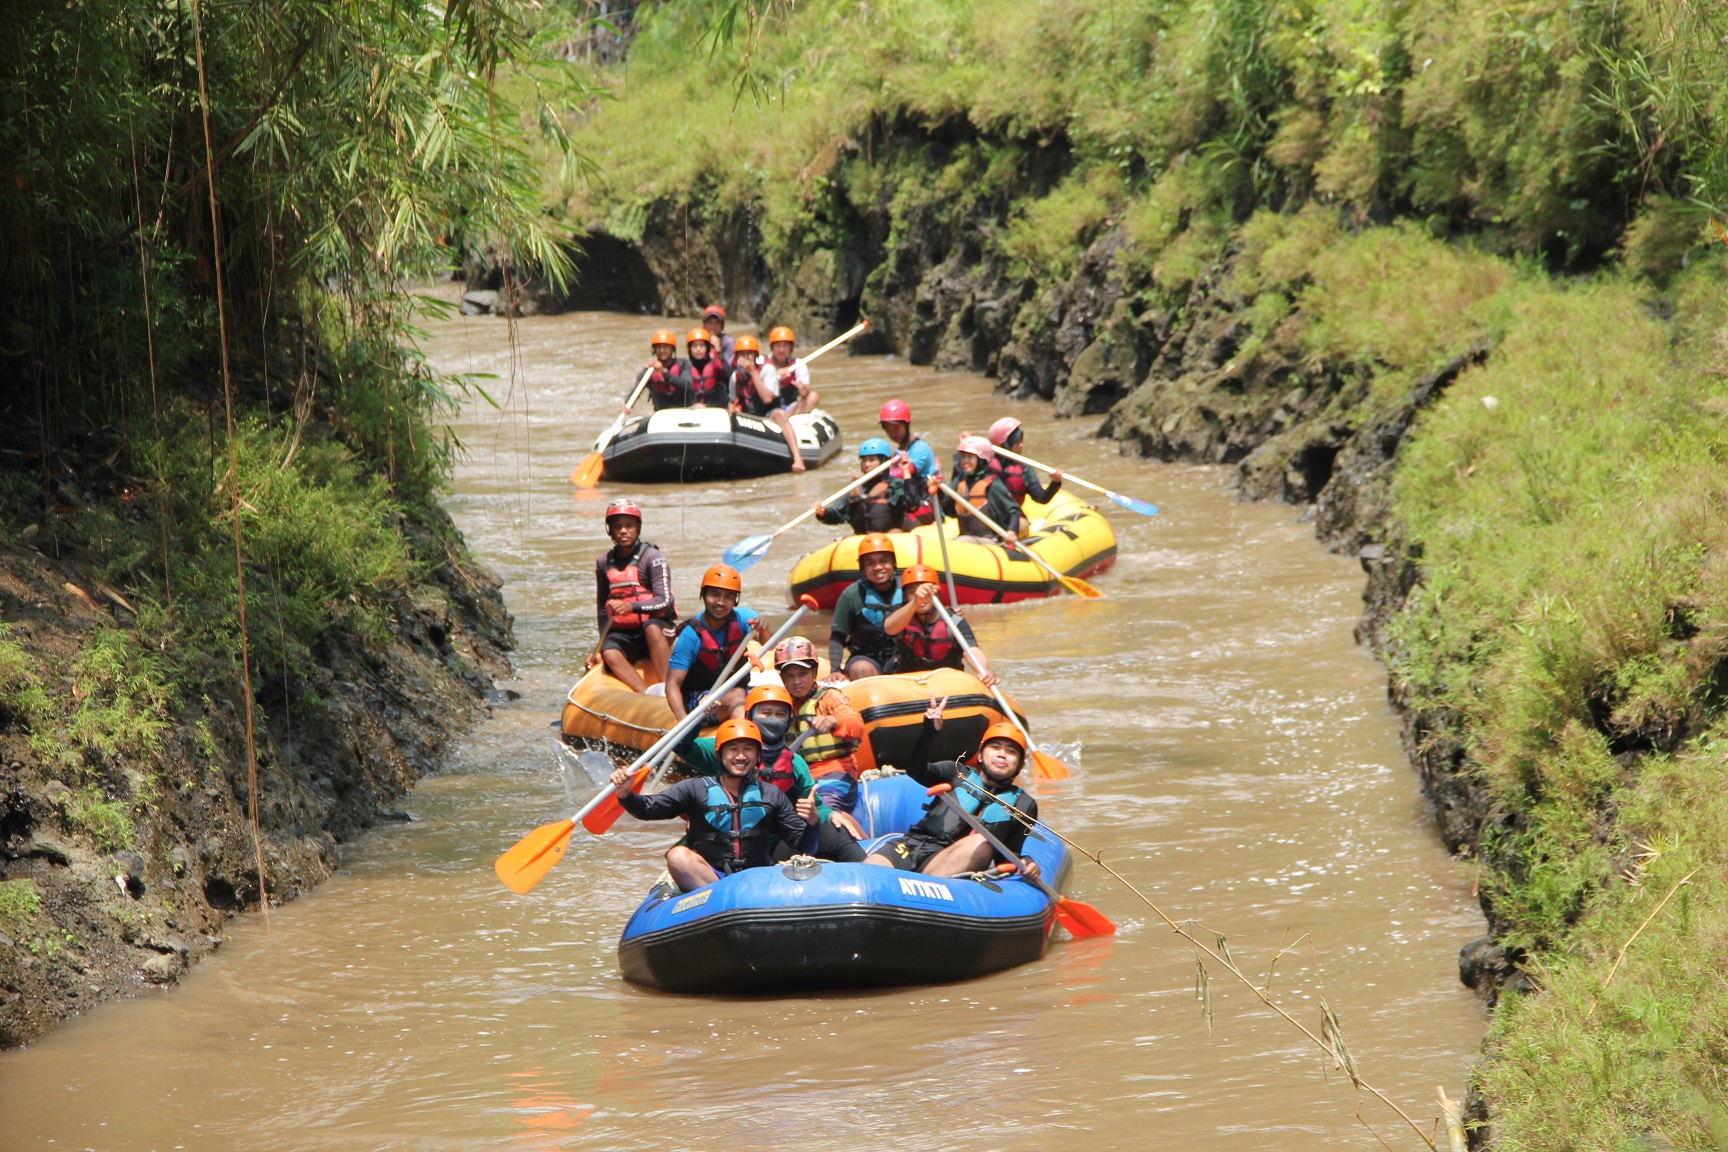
[[813, 439, 915, 534], [762, 326, 820, 415], [827, 533, 904, 680], [587, 499, 675, 692], [883, 564, 996, 683], [609, 718, 808, 893], [666, 564, 769, 722], [863, 699, 1040, 880], [644, 329, 689, 410], [727, 332, 807, 472], [771, 637, 868, 837], [878, 398, 940, 525]]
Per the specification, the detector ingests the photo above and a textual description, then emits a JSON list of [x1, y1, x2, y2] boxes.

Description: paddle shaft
[[796, 318, 870, 366], [938, 482, 1072, 590], [931, 787, 1060, 903], [929, 481, 961, 611], [733, 455, 898, 561], [594, 366, 655, 453], [929, 598, 1034, 750], [991, 445, 1142, 508]]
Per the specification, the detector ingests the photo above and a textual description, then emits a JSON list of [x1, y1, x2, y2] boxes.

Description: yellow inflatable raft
[[787, 490, 1116, 607], [561, 659, 1022, 769]]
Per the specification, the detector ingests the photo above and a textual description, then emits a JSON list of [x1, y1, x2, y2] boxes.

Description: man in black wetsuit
[[609, 718, 808, 893], [863, 701, 1040, 880]]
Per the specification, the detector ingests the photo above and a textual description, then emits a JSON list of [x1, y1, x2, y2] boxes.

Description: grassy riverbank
[[550, 1, 1728, 1143]]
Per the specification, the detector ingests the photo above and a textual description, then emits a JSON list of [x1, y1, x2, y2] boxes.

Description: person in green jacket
[[672, 684, 865, 863]]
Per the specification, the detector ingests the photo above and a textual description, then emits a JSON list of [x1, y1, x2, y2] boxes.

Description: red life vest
[[604, 542, 669, 629], [757, 745, 799, 795], [685, 354, 727, 403], [990, 457, 1030, 499], [898, 612, 961, 668], [676, 614, 750, 694]]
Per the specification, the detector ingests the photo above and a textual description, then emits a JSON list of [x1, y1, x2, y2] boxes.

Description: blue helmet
[[858, 437, 893, 460]]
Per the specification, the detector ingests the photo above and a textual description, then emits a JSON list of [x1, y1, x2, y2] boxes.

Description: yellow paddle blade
[[1058, 574, 1104, 598], [1032, 749, 1072, 780], [571, 452, 604, 489], [493, 818, 576, 894]]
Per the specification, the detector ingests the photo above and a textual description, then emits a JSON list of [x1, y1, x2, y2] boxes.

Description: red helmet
[[773, 637, 819, 668], [714, 718, 762, 748], [978, 721, 1027, 758], [856, 532, 897, 561], [603, 498, 642, 523], [901, 563, 941, 588], [987, 417, 1022, 446], [744, 684, 795, 713], [701, 564, 743, 594], [651, 329, 678, 349], [767, 325, 795, 345], [733, 334, 761, 354], [703, 304, 727, 320], [879, 399, 912, 424]]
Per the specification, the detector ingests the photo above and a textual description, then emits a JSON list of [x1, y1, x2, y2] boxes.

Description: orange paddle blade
[[1058, 574, 1103, 599], [571, 452, 604, 489], [494, 818, 576, 894], [1054, 896, 1116, 937], [1032, 748, 1072, 780], [581, 766, 649, 834]]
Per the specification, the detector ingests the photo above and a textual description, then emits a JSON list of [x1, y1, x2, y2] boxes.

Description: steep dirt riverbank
[[0, 432, 513, 1048]]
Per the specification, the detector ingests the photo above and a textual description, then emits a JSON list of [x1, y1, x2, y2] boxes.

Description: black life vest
[[686, 776, 772, 868], [647, 360, 690, 406], [765, 359, 803, 408], [896, 611, 962, 670], [852, 479, 897, 533], [604, 542, 671, 629], [675, 613, 750, 694], [908, 768, 1025, 848], [847, 578, 903, 662]]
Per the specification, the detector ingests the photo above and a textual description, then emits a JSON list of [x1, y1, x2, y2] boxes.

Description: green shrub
[[0, 879, 41, 931]]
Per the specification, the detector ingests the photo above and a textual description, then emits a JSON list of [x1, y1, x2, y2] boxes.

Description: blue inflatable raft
[[617, 772, 1070, 992]]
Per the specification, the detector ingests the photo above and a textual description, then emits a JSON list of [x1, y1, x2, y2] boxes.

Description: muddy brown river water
[[0, 307, 1484, 1150]]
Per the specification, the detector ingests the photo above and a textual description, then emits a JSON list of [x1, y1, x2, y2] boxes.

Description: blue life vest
[[847, 578, 902, 662], [692, 776, 771, 864], [953, 769, 1022, 827]]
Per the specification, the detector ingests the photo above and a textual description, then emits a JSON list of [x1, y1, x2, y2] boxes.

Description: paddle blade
[[722, 534, 773, 570], [494, 818, 576, 894], [571, 452, 604, 489], [1031, 748, 1072, 781], [1055, 895, 1117, 937], [1107, 491, 1160, 516], [582, 767, 649, 834], [1059, 575, 1105, 599]]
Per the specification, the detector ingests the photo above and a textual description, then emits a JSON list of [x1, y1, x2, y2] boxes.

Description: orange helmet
[[901, 563, 941, 588], [686, 327, 713, 347], [700, 564, 743, 593], [857, 532, 897, 561], [978, 721, 1027, 757], [767, 325, 795, 345], [733, 334, 761, 354], [714, 718, 762, 748], [651, 329, 678, 348], [745, 684, 795, 712]]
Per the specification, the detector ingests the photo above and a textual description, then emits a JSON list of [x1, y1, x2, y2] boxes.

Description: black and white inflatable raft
[[599, 407, 842, 483]]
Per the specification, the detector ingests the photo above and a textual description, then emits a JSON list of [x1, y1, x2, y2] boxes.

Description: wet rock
[[140, 954, 182, 984], [1459, 936, 1532, 1006], [460, 290, 500, 315]]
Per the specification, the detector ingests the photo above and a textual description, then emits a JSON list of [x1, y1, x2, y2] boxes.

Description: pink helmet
[[957, 435, 996, 463], [773, 636, 819, 668], [604, 498, 643, 523], [987, 417, 1022, 446], [879, 399, 912, 424]]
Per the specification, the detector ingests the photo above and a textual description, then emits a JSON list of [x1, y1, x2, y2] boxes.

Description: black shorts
[[601, 622, 670, 663], [869, 834, 944, 872]]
